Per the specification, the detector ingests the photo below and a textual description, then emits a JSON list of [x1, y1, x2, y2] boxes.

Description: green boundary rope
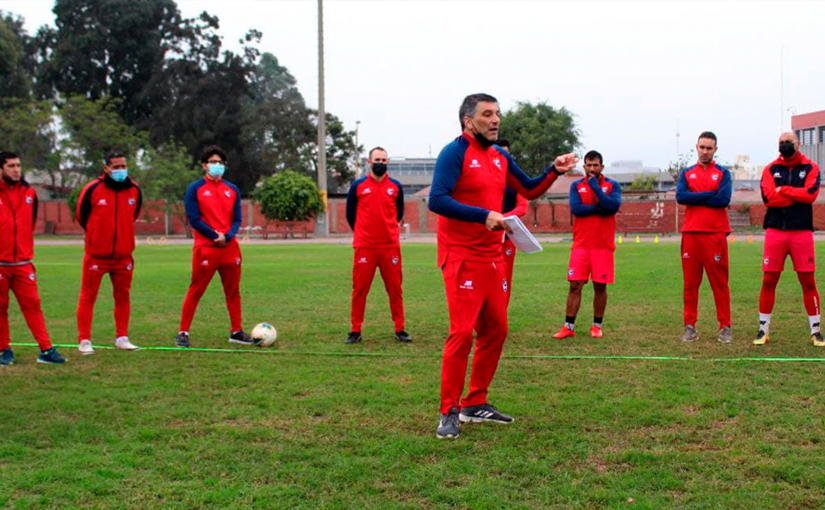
[[10, 342, 825, 362]]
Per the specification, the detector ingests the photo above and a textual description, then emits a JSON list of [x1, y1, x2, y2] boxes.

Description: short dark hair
[[459, 93, 498, 129], [496, 138, 510, 148], [368, 146, 387, 159], [0, 151, 20, 168], [200, 145, 227, 164], [584, 150, 603, 165], [698, 131, 717, 145], [104, 150, 126, 166]]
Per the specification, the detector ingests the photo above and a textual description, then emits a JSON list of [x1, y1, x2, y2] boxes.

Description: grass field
[[2, 241, 825, 509]]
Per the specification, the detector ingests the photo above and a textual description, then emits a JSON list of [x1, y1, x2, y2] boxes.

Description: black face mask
[[371, 163, 388, 176], [779, 141, 796, 159], [473, 132, 496, 148]]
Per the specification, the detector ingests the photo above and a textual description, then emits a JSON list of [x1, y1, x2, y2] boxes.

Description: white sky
[[3, 0, 824, 170]]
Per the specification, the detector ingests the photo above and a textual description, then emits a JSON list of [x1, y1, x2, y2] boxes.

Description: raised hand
[[554, 153, 579, 173]]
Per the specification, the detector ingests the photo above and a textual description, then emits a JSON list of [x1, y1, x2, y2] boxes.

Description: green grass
[[2, 242, 825, 509]]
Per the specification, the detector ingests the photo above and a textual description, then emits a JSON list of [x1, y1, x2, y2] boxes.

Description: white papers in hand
[[503, 216, 543, 253]]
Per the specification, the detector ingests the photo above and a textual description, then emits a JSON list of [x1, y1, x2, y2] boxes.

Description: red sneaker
[[590, 325, 604, 338], [552, 326, 576, 339]]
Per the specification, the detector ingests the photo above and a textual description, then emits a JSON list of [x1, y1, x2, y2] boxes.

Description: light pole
[[315, 0, 329, 237], [355, 120, 361, 177]]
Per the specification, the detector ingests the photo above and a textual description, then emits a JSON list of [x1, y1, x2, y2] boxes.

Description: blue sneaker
[[0, 348, 15, 366], [37, 347, 66, 365]]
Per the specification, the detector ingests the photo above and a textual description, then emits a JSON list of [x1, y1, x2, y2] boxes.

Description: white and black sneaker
[[436, 407, 460, 439], [459, 403, 514, 424], [229, 330, 256, 346]]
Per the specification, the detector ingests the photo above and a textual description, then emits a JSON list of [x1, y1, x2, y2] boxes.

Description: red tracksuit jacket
[[676, 161, 732, 233], [76, 174, 143, 258], [346, 174, 404, 248], [760, 152, 820, 231], [570, 175, 622, 250], [0, 178, 38, 264], [184, 177, 243, 249]]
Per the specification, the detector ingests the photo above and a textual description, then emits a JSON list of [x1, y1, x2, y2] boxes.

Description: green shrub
[[254, 171, 325, 222]]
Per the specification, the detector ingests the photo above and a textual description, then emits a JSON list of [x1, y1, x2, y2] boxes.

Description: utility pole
[[355, 120, 361, 177], [315, 0, 329, 237]]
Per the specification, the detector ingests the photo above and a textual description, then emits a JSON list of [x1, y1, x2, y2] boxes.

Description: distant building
[[792, 109, 825, 169], [727, 155, 759, 181]]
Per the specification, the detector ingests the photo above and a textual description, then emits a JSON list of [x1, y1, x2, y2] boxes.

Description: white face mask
[[207, 163, 225, 178]]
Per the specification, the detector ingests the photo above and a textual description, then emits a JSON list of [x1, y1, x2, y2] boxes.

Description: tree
[[0, 14, 32, 99], [666, 150, 695, 182], [299, 111, 362, 191], [499, 101, 580, 177], [626, 174, 658, 191], [254, 171, 324, 222], [135, 140, 202, 236]]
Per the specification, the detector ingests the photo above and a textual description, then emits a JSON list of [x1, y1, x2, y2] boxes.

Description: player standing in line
[[496, 138, 530, 308], [429, 93, 577, 439], [0, 151, 66, 365], [754, 132, 824, 347], [344, 146, 412, 345], [553, 150, 621, 339], [675, 132, 733, 343], [175, 146, 253, 348], [75, 151, 143, 354]]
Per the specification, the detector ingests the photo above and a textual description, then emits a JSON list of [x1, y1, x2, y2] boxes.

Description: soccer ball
[[252, 322, 277, 347]]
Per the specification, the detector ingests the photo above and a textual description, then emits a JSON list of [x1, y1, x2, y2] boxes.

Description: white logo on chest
[[689, 173, 697, 179], [97, 198, 108, 205], [469, 159, 481, 169], [203, 190, 212, 197], [362, 187, 372, 195]]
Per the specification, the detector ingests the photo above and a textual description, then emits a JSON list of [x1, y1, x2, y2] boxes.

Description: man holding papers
[[553, 150, 622, 339], [428, 93, 577, 439]]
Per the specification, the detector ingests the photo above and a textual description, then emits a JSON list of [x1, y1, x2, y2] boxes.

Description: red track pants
[[351, 247, 405, 333], [76, 254, 134, 341], [0, 264, 52, 350], [440, 258, 509, 414], [179, 243, 243, 333], [681, 232, 731, 328], [502, 238, 516, 308]]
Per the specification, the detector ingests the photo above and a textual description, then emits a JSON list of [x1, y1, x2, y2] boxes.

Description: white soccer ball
[[252, 322, 277, 347]]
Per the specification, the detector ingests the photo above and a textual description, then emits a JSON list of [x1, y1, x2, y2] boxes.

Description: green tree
[[626, 174, 658, 191], [499, 101, 580, 177], [0, 14, 32, 99], [299, 111, 362, 192], [136, 140, 202, 236], [254, 170, 324, 222]]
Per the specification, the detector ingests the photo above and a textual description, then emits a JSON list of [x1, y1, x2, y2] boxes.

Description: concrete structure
[[792, 109, 825, 169]]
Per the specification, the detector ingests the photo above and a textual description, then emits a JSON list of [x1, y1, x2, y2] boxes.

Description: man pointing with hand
[[428, 93, 577, 439]]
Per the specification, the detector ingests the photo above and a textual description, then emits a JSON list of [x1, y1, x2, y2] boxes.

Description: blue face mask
[[111, 169, 128, 182], [207, 163, 225, 178]]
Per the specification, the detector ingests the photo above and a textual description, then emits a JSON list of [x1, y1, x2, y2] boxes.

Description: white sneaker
[[78, 339, 95, 355], [115, 336, 140, 351]]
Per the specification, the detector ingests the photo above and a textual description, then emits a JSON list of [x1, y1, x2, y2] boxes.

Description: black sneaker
[[459, 403, 514, 424], [37, 347, 66, 365], [394, 330, 413, 343], [436, 407, 460, 439], [175, 332, 191, 348], [344, 332, 362, 345], [1, 348, 15, 366], [228, 330, 256, 346]]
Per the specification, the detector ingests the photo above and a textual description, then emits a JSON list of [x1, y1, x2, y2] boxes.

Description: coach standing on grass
[[344, 147, 412, 345], [428, 93, 577, 439], [0, 151, 66, 365], [75, 151, 143, 355], [675, 132, 733, 344], [175, 146, 253, 348], [754, 132, 823, 347]]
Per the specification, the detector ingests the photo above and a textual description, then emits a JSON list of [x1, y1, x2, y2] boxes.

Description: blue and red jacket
[[676, 161, 731, 233], [346, 174, 404, 248], [570, 175, 622, 250], [761, 152, 820, 231], [76, 174, 143, 258], [0, 178, 38, 264], [428, 132, 561, 265], [184, 177, 242, 248]]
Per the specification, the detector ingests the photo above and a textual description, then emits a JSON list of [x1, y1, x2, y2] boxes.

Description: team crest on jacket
[[235, 257, 241, 266], [387, 188, 395, 196], [128, 198, 136, 206], [714, 254, 721, 262], [126, 263, 133, 271], [225, 190, 232, 197], [392, 256, 399, 265], [711, 174, 718, 181], [502, 279, 508, 293], [800, 171, 807, 178], [505, 248, 513, 257], [493, 158, 501, 169], [25, 196, 33, 204], [763, 257, 770, 265], [29, 273, 36, 281]]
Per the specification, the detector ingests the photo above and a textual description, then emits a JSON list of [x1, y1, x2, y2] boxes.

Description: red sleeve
[[506, 170, 559, 200], [510, 193, 530, 217], [761, 166, 793, 208], [778, 163, 820, 204]]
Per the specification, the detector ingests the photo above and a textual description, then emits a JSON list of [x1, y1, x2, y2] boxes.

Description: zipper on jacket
[[111, 188, 119, 257]]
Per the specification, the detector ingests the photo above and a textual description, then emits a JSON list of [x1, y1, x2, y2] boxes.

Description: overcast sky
[[3, 0, 824, 170]]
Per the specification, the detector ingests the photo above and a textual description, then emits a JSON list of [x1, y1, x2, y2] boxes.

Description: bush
[[67, 186, 82, 217], [254, 170, 325, 222]]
